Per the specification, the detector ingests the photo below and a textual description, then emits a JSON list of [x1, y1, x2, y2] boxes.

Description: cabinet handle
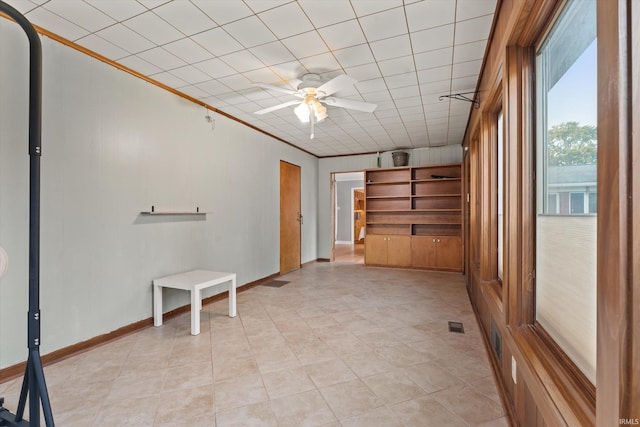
[[437, 239, 441, 243], [432, 239, 436, 242]]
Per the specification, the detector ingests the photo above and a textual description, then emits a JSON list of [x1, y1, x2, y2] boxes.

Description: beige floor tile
[[213, 353, 259, 383], [269, 389, 336, 427], [154, 384, 215, 426], [341, 351, 395, 378], [304, 358, 357, 388], [403, 360, 463, 393], [360, 370, 426, 404], [390, 395, 466, 427], [261, 366, 316, 400], [319, 379, 383, 420], [92, 395, 160, 427], [105, 370, 165, 403], [374, 343, 429, 367], [339, 405, 405, 427], [214, 373, 269, 412], [430, 383, 505, 425], [162, 361, 213, 392], [216, 401, 278, 427]]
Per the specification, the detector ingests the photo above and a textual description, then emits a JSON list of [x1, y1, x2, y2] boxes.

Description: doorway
[[331, 171, 365, 263], [280, 160, 301, 274]]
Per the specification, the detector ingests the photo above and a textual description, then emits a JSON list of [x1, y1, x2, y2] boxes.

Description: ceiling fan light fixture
[[294, 102, 310, 123]]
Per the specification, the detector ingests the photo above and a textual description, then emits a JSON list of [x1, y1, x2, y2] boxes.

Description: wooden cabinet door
[[387, 235, 412, 267], [411, 236, 438, 268], [436, 237, 462, 270], [365, 235, 388, 265]]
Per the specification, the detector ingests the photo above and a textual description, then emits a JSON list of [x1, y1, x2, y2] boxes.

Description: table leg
[[229, 275, 237, 318], [153, 284, 163, 327], [191, 288, 200, 335]]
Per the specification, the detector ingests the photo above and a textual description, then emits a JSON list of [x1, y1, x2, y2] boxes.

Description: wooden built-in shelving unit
[[364, 163, 462, 271]]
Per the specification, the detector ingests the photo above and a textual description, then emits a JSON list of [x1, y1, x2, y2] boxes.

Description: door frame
[[280, 160, 301, 274]]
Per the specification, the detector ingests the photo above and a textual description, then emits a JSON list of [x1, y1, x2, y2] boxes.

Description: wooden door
[[280, 161, 301, 274], [436, 236, 462, 270], [411, 236, 439, 268], [386, 235, 412, 267], [365, 235, 388, 265]]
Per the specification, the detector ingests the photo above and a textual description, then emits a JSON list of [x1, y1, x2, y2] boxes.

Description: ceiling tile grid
[[5, 0, 497, 157]]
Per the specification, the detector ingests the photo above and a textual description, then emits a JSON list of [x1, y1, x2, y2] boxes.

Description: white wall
[[317, 146, 462, 259], [0, 24, 317, 368]]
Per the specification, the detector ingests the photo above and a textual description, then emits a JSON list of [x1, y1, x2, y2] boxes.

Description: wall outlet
[[511, 356, 517, 384]]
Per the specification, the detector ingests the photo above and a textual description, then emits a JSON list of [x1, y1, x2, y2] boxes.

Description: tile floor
[[0, 262, 508, 426]]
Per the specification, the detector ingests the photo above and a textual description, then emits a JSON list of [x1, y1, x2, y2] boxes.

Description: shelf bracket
[[439, 91, 480, 108]]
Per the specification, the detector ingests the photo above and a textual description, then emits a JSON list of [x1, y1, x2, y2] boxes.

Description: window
[[535, 0, 597, 383], [497, 111, 504, 281]]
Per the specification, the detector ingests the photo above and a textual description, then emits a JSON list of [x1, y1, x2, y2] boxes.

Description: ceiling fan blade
[[252, 82, 299, 96], [316, 74, 356, 96], [254, 100, 301, 115], [322, 97, 377, 113]]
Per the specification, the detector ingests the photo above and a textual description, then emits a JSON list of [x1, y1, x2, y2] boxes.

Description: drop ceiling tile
[[76, 34, 129, 60], [453, 40, 487, 63], [86, 0, 146, 21], [5, 0, 38, 14], [282, 31, 329, 58], [362, 90, 393, 103], [350, 0, 403, 16], [96, 24, 155, 54], [317, 20, 366, 51], [456, 0, 497, 21], [244, 0, 291, 13], [378, 56, 415, 77], [405, 0, 455, 32], [414, 47, 453, 70], [136, 47, 186, 70], [389, 85, 417, 99], [124, 11, 183, 45], [297, 0, 356, 28], [249, 41, 296, 66], [410, 24, 454, 54], [394, 96, 422, 108], [117, 55, 161, 75], [242, 68, 283, 85], [218, 74, 252, 91], [163, 38, 211, 63], [299, 53, 341, 74], [343, 63, 381, 83], [194, 58, 236, 78], [420, 79, 451, 95], [384, 72, 418, 89], [270, 60, 306, 81], [153, 1, 216, 36], [359, 7, 407, 42], [25, 7, 89, 41], [137, 0, 171, 9], [417, 65, 452, 84], [369, 34, 411, 61], [43, 0, 115, 32], [450, 76, 478, 92], [454, 15, 494, 45], [258, 3, 314, 39], [452, 60, 482, 78], [196, 80, 232, 96], [170, 65, 211, 84], [224, 15, 277, 48], [333, 44, 375, 69], [191, 0, 252, 25], [177, 84, 211, 99], [220, 50, 264, 73], [150, 71, 188, 88], [192, 27, 243, 56]]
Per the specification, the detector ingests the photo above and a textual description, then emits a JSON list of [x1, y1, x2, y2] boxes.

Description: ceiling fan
[[253, 73, 377, 139]]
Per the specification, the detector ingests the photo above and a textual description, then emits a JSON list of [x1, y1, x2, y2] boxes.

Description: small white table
[[153, 270, 236, 335]]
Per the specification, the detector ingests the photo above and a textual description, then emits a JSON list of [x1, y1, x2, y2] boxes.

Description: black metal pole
[[0, 1, 54, 426]]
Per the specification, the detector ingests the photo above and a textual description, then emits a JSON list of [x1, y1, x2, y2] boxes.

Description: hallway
[[0, 263, 507, 426]]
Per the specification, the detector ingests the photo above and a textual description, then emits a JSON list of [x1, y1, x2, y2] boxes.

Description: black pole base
[[0, 399, 30, 427]]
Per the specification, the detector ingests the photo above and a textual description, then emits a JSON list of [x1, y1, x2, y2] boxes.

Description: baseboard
[[0, 271, 280, 384], [316, 258, 331, 262]]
